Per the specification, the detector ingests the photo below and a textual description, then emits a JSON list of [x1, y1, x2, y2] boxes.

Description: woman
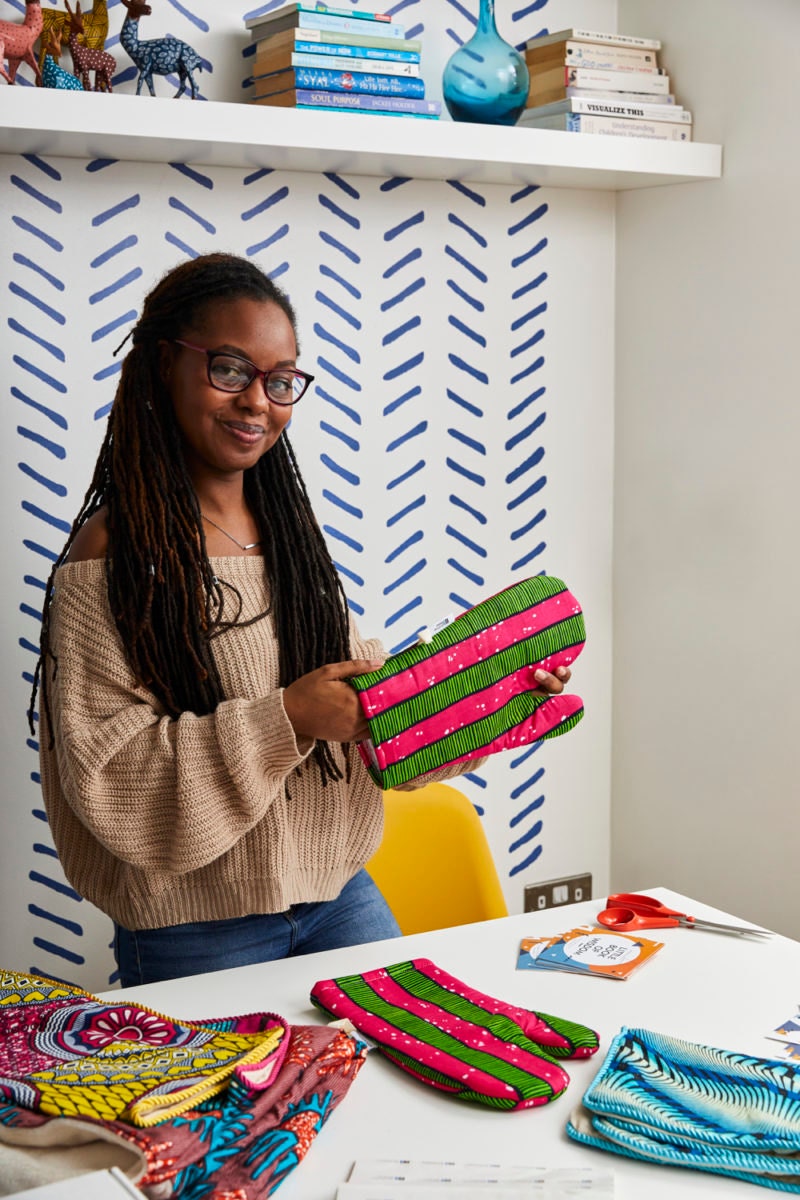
[[30, 253, 569, 986]]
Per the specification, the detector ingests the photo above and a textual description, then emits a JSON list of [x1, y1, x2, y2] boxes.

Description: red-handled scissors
[[596, 893, 772, 938]]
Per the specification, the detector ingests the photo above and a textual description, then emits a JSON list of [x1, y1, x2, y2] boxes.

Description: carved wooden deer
[[65, 0, 114, 92], [41, 26, 82, 89], [0, 0, 42, 85], [119, 0, 202, 99], [37, 0, 108, 81]]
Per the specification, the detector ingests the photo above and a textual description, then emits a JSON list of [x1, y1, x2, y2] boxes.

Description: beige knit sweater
[[39, 557, 389, 931]]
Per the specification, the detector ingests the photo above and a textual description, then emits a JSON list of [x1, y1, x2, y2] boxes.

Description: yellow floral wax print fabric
[[0, 969, 288, 1126]]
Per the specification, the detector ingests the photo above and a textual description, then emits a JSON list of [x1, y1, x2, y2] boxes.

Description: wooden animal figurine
[[37, 0, 108, 82], [0, 0, 43, 85], [119, 0, 202, 99], [41, 26, 82, 89], [64, 0, 114, 91]]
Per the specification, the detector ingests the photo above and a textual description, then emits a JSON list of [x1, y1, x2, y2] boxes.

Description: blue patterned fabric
[[567, 1027, 800, 1192]]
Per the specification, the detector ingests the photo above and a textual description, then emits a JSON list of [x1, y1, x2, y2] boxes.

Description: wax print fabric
[[0, 970, 367, 1197], [568, 1026, 800, 1192], [348, 574, 585, 788], [311, 957, 599, 1110], [0, 969, 288, 1126]]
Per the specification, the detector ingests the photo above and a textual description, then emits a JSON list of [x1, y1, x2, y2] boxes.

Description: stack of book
[[245, 1, 440, 120], [517, 27, 692, 142]]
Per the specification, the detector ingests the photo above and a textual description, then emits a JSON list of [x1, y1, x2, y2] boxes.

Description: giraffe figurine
[[37, 0, 108, 82], [119, 0, 203, 99], [0, 0, 43, 84], [64, 0, 114, 91], [41, 26, 83, 89]]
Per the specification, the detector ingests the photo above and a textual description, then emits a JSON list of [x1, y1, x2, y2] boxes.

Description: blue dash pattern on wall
[[11, 153, 89, 983], [1, 0, 616, 990]]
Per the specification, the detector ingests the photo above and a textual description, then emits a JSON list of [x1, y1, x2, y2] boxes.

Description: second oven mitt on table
[[311, 957, 599, 1111], [568, 1027, 800, 1192], [348, 574, 586, 789]]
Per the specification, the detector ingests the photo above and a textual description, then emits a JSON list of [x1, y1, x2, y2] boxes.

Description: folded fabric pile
[[311, 957, 599, 1110], [0, 968, 366, 1197], [348, 574, 586, 788], [568, 1026, 800, 1192]]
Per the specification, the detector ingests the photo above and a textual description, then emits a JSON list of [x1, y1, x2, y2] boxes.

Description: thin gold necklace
[[201, 513, 261, 551]]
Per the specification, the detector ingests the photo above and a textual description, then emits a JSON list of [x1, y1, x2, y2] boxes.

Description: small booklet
[[517, 924, 664, 981]]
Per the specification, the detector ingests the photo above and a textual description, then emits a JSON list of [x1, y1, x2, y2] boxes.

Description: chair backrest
[[366, 781, 509, 935]]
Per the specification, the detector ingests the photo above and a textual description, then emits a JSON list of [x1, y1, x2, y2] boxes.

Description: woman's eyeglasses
[[172, 339, 315, 406]]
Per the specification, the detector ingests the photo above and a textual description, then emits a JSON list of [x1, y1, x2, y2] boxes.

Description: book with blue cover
[[290, 40, 420, 62], [253, 52, 420, 78], [252, 88, 441, 117], [251, 65, 425, 99]]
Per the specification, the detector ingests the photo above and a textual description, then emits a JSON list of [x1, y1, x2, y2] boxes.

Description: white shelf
[[0, 87, 722, 190]]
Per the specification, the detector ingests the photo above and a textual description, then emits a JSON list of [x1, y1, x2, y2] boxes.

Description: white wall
[[0, 0, 615, 988], [614, 0, 800, 936]]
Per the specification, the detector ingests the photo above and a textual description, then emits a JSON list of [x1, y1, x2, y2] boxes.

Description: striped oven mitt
[[349, 575, 585, 788], [311, 958, 599, 1111]]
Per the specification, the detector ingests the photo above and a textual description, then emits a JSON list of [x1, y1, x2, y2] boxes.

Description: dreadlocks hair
[[29, 251, 352, 787]]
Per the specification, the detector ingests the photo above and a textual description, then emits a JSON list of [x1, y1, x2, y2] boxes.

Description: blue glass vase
[[442, 0, 530, 126]]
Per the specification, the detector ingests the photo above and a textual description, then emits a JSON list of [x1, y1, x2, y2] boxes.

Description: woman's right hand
[[283, 658, 384, 743]]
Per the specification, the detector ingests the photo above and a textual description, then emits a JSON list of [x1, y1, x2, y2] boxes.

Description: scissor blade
[[689, 917, 772, 937]]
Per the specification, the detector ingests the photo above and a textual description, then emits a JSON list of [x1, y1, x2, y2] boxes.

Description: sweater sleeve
[[43, 565, 315, 875]]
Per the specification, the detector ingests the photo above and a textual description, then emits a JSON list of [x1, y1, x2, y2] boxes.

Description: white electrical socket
[[524, 872, 593, 912]]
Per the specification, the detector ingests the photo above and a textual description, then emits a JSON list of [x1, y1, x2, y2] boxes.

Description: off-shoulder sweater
[[39, 557, 389, 931]]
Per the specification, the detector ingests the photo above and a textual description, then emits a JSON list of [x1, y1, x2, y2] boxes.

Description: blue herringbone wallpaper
[[1, 0, 614, 988]]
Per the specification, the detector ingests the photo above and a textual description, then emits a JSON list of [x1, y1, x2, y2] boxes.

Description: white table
[[100, 888, 797, 1198]]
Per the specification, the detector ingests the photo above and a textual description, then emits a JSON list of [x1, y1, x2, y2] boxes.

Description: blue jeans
[[113, 869, 402, 987]]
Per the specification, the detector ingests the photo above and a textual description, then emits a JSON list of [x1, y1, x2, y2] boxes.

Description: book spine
[[565, 28, 661, 50], [526, 29, 661, 51], [564, 43, 658, 68], [296, 88, 441, 114], [247, 3, 393, 27], [527, 43, 659, 71], [563, 66, 670, 94], [279, 52, 420, 76], [296, 3, 392, 21], [265, 67, 425, 96], [297, 12, 405, 37], [566, 85, 675, 104], [263, 26, 421, 52], [298, 105, 437, 118], [293, 39, 420, 62], [536, 113, 692, 140], [523, 97, 691, 123]]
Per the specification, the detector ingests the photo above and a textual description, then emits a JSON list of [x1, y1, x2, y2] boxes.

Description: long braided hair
[[30, 252, 352, 786]]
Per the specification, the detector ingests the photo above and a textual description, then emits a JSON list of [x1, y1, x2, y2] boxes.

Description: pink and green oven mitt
[[349, 574, 585, 789], [311, 957, 600, 1111]]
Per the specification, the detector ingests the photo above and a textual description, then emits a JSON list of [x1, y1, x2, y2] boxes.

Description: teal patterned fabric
[[568, 1027, 800, 1192]]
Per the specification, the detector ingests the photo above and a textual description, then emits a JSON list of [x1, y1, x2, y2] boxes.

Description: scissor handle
[[607, 893, 684, 918], [597, 906, 681, 932], [601, 903, 772, 938]]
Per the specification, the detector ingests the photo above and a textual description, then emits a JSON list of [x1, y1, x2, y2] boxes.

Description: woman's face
[[159, 296, 300, 487]]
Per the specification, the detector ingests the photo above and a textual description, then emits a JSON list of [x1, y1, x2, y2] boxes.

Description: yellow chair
[[366, 781, 509, 935]]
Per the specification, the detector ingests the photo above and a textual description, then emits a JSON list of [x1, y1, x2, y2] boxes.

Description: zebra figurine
[[119, 0, 203, 99]]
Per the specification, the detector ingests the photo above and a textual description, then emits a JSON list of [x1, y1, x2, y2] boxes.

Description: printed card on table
[[766, 1010, 800, 1059], [517, 924, 663, 980]]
